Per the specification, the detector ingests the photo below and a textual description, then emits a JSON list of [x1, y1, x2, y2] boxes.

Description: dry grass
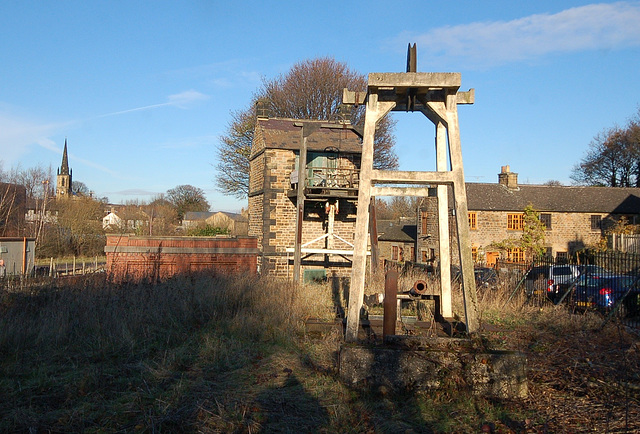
[[0, 271, 638, 432]]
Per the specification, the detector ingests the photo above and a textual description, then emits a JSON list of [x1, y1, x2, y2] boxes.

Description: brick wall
[[105, 235, 258, 281]]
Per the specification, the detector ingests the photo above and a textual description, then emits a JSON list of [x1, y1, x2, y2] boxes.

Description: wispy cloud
[[398, 2, 640, 68], [95, 90, 209, 118], [0, 111, 72, 163]]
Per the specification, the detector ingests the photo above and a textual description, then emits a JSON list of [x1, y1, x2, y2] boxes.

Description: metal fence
[[497, 251, 640, 328]]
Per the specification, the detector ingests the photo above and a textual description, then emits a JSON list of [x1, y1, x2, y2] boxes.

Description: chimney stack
[[498, 165, 518, 189]]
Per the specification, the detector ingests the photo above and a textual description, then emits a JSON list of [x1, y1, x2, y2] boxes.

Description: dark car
[[573, 274, 640, 317], [450, 266, 498, 289], [524, 265, 580, 302], [474, 267, 498, 289], [577, 264, 610, 278]]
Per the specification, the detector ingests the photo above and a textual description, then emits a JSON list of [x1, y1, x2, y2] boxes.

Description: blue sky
[[1, 1, 639, 212]]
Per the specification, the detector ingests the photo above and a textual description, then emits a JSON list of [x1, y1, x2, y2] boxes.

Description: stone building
[[417, 166, 640, 267], [376, 218, 416, 264], [182, 211, 249, 236], [248, 116, 363, 280]]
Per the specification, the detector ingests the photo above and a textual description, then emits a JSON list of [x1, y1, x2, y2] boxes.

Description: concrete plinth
[[339, 337, 527, 399]]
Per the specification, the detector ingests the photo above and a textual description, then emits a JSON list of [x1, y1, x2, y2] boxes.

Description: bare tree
[[50, 196, 106, 256], [572, 110, 640, 187], [143, 195, 179, 235], [0, 183, 23, 237], [72, 181, 91, 196], [215, 57, 398, 198], [216, 108, 254, 198], [166, 185, 210, 221]]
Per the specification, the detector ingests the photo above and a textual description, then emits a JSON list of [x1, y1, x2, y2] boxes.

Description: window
[[421, 250, 429, 262], [507, 213, 524, 230], [471, 246, 478, 262], [392, 245, 399, 261], [507, 247, 524, 262], [540, 213, 551, 230], [468, 212, 477, 230], [410, 247, 415, 262], [591, 215, 602, 231], [420, 211, 428, 234], [556, 251, 568, 263]]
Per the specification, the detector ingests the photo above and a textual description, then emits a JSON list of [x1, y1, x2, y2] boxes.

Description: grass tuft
[[0, 270, 638, 432]]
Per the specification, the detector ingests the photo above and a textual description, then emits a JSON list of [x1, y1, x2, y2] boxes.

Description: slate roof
[[376, 219, 417, 242], [466, 183, 640, 214], [254, 118, 363, 154], [183, 211, 215, 221]]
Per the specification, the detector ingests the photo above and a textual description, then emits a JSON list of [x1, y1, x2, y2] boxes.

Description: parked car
[[450, 265, 498, 290], [525, 264, 580, 302], [577, 264, 610, 278], [573, 274, 640, 317], [474, 267, 498, 290]]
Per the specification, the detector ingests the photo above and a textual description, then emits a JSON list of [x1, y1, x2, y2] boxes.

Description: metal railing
[[291, 167, 360, 189], [498, 251, 640, 328]]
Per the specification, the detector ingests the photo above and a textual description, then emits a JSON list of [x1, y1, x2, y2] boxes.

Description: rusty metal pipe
[[383, 269, 398, 338], [410, 279, 428, 296]]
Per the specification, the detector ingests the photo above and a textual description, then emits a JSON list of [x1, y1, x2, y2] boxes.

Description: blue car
[[573, 275, 639, 316]]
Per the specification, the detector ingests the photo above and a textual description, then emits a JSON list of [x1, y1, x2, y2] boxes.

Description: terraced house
[[417, 166, 640, 267]]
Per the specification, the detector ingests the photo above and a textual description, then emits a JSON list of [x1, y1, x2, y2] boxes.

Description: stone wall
[[249, 146, 357, 278], [469, 211, 606, 261]]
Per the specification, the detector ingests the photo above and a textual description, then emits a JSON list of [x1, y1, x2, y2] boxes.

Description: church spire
[[59, 138, 70, 176], [56, 138, 73, 199]]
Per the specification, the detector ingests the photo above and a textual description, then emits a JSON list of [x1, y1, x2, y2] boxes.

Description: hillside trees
[[215, 57, 398, 198], [571, 110, 640, 187], [166, 185, 210, 221]]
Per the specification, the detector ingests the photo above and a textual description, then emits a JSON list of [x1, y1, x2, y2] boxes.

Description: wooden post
[[346, 94, 396, 342], [383, 269, 398, 338], [22, 237, 27, 275], [293, 125, 309, 283], [436, 121, 453, 317], [369, 199, 379, 271], [346, 54, 478, 339]]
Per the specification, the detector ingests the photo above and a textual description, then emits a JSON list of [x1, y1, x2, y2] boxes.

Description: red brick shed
[[105, 235, 258, 281]]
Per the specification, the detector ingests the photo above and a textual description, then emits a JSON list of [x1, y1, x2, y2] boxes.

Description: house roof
[[212, 211, 248, 222], [466, 183, 640, 214], [376, 219, 417, 242], [183, 211, 215, 221], [183, 211, 248, 222], [253, 118, 363, 156]]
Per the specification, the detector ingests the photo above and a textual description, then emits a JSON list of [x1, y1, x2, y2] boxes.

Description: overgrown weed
[[1, 271, 638, 432]]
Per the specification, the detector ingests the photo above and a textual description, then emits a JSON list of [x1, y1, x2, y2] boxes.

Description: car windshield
[[579, 275, 637, 288], [554, 266, 573, 275], [579, 265, 608, 275]]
